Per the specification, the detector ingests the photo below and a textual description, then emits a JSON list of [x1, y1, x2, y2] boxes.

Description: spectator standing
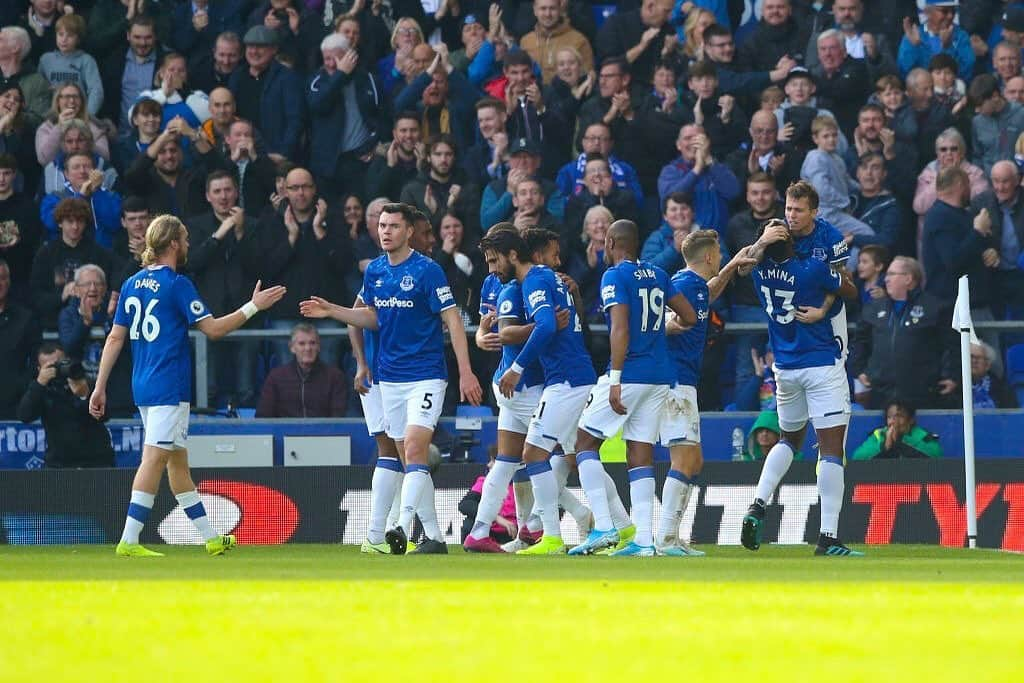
[[366, 112, 424, 202], [725, 173, 782, 408], [38, 14, 104, 117], [0, 25, 53, 126], [20, 0, 60, 65], [851, 152, 905, 253], [845, 103, 917, 203], [461, 97, 508, 189], [677, 61, 748, 159], [595, 0, 674, 85], [808, 29, 870, 136], [557, 121, 642, 210], [725, 109, 800, 193], [657, 123, 740, 234], [187, 170, 263, 406], [394, 49, 477, 150], [800, 115, 874, 241], [40, 152, 123, 247], [913, 128, 989, 248], [433, 211, 483, 315], [890, 69, 952, 169], [564, 154, 638, 250], [849, 255, 959, 409], [969, 160, 1024, 318], [0, 258, 40, 419], [31, 197, 115, 330], [969, 74, 1024, 174], [851, 400, 944, 459], [736, 0, 810, 73], [479, 136, 560, 228], [17, 342, 115, 468], [113, 96, 162, 174], [400, 134, 477, 230], [256, 323, 349, 417], [804, 0, 898, 82], [307, 32, 387, 199], [172, 0, 246, 57], [0, 154, 42, 303], [520, 0, 593, 85], [542, 46, 594, 131], [99, 15, 165, 129], [897, 0, 974, 81], [219, 118, 277, 216], [259, 168, 353, 367], [229, 26, 304, 162], [189, 31, 244, 94], [135, 53, 212, 139], [702, 23, 795, 102]]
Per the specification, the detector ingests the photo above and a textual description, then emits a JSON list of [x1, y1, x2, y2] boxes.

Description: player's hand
[[495, 515, 517, 537], [555, 307, 571, 330], [88, 386, 106, 419], [794, 304, 828, 323], [251, 280, 286, 311], [557, 272, 580, 298], [498, 367, 520, 399], [758, 220, 789, 246], [460, 371, 483, 406], [354, 363, 373, 395], [609, 383, 627, 415], [299, 295, 335, 319]]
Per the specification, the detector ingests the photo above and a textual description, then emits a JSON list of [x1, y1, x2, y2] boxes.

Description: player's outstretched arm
[[197, 280, 287, 340], [440, 306, 483, 405], [89, 324, 127, 419], [299, 295, 379, 329], [708, 249, 759, 302]]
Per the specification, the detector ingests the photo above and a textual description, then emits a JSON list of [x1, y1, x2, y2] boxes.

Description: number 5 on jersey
[[124, 296, 161, 341]]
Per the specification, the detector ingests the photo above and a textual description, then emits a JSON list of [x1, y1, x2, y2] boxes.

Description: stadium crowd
[[2, 0, 1024, 425]]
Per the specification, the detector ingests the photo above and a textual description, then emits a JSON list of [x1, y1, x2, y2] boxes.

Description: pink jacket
[[912, 160, 989, 255], [35, 119, 111, 167], [471, 475, 517, 532]]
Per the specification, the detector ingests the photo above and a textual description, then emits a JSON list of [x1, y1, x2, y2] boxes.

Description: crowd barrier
[[2, 461, 1021, 550], [1, 410, 1021, 470]]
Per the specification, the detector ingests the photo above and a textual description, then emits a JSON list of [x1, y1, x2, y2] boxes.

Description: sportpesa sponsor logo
[[374, 296, 415, 308], [436, 286, 454, 304], [528, 290, 547, 307], [601, 284, 616, 302]]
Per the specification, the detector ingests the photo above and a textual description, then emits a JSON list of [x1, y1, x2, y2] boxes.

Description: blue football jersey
[[752, 257, 844, 369], [793, 217, 847, 318], [599, 260, 674, 385], [494, 281, 544, 389], [356, 287, 380, 386], [363, 251, 454, 383], [479, 273, 502, 333], [666, 269, 710, 387], [518, 265, 596, 387], [113, 265, 211, 406]]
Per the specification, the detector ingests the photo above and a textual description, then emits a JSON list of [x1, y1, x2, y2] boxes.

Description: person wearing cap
[[520, 0, 593, 85], [306, 32, 386, 199], [228, 25, 303, 163], [898, 0, 975, 81], [774, 66, 848, 168], [245, 0, 322, 72], [735, 0, 811, 74], [480, 135, 562, 228]]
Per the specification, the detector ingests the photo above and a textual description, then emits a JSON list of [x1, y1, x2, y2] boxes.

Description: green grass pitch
[[2, 544, 1023, 682]]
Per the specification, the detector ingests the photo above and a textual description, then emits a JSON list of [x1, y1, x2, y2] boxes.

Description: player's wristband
[[240, 301, 259, 320], [609, 370, 622, 385], [510, 362, 524, 375]]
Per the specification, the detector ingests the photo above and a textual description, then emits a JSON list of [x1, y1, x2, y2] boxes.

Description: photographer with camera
[[17, 341, 114, 468]]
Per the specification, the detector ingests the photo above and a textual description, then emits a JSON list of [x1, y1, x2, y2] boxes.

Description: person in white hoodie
[[38, 14, 104, 117]]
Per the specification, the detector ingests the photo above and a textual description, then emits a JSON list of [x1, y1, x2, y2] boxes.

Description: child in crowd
[[855, 244, 890, 305], [38, 14, 103, 117], [760, 85, 784, 114], [801, 115, 874, 240], [929, 53, 965, 113], [872, 74, 906, 124]]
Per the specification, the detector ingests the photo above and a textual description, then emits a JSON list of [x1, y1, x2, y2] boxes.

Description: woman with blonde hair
[[35, 82, 110, 167], [912, 127, 988, 252], [682, 9, 716, 60], [377, 17, 424, 93]]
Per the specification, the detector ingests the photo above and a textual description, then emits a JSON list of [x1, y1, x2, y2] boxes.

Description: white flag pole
[[954, 276, 978, 549]]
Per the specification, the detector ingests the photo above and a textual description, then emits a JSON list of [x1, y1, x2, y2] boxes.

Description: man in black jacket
[[366, 112, 423, 202], [99, 15, 165, 129], [259, 167, 353, 367], [0, 258, 39, 418], [187, 170, 263, 405], [849, 256, 959, 409], [736, 0, 810, 72], [809, 29, 870, 136], [17, 342, 114, 468], [703, 23, 795, 107], [595, 0, 673, 86]]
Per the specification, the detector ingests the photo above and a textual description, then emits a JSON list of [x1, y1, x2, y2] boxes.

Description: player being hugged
[[656, 230, 755, 556], [568, 220, 697, 557], [90, 215, 286, 557], [492, 228, 597, 555], [300, 203, 483, 555], [740, 219, 863, 556]]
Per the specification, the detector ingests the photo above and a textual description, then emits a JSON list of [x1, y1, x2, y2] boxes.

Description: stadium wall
[[1, 411, 1022, 469], [2, 461, 1022, 550]]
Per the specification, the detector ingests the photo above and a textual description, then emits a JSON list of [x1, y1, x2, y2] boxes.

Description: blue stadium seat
[[1007, 344, 1024, 405], [592, 4, 617, 28]]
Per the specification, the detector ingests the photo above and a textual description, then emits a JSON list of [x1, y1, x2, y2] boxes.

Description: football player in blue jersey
[[89, 215, 286, 557], [487, 229, 597, 555], [350, 211, 440, 554], [656, 230, 755, 556], [741, 220, 864, 556], [301, 203, 483, 555], [568, 220, 697, 557]]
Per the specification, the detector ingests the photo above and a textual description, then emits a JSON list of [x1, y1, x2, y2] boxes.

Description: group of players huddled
[[90, 180, 864, 558]]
